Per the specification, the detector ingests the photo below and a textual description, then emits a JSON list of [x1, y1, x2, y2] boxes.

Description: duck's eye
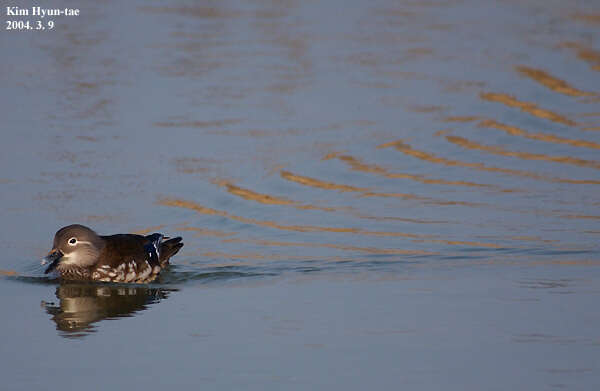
[[68, 237, 77, 245]]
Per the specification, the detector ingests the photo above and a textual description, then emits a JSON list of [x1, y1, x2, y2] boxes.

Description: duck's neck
[[57, 264, 91, 280]]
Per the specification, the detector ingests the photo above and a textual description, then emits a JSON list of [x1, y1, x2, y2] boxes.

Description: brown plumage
[[43, 224, 183, 283]]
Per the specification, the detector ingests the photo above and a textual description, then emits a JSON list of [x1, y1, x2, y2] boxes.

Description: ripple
[[378, 139, 599, 184], [446, 135, 600, 170], [323, 151, 497, 188], [515, 65, 595, 97], [158, 197, 428, 239], [477, 119, 600, 150], [480, 92, 576, 126]]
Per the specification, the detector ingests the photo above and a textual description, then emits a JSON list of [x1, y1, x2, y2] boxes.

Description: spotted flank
[[92, 260, 160, 283], [44, 224, 184, 284]]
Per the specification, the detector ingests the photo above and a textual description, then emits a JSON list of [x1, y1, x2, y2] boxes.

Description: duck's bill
[[42, 249, 63, 274]]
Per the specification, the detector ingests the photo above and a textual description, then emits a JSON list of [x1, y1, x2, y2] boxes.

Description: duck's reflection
[[42, 283, 175, 338]]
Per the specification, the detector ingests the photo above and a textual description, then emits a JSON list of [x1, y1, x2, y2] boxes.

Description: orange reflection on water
[[159, 198, 428, 239], [324, 152, 494, 188], [215, 180, 337, 212], [561, 214, 600, 220], [280, 170, 369, 192], [572, 13, 600, 25], [378, 139, 600, 184], [216, 180, 447, 223], [560, 42, 600, 71], [515, 66, 595, 97], [446, 135, 600, 170], [579, 112, 600, 132], [477, 119, 600, 150], [280, 169, 484, 205], [443, 116, 481, 123], [480, 92, 576, 126], [360, 191, 485, 207]]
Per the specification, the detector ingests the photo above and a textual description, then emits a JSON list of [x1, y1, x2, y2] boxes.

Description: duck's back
[[91, 233, 182, 283]]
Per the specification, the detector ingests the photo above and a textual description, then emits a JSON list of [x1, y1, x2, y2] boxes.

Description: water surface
[[1, 0, 599, 389]]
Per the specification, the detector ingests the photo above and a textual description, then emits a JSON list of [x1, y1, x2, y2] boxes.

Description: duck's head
[[43, 224, 104, 274]]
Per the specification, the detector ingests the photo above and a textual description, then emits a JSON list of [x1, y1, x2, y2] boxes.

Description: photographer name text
[[7, 6, 79, 17], [6, 6, 80, 30]]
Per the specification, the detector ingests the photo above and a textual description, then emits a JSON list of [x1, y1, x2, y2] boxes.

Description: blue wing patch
[[144, 233, 163, 265]]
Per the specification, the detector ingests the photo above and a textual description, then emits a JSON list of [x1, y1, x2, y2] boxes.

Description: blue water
[[1, 0, 599, 389]]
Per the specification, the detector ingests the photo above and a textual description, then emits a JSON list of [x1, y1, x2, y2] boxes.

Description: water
[[1, 0, 599, 389]]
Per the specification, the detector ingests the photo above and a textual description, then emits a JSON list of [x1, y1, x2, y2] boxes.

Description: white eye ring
[[68, 237, 77, 245]]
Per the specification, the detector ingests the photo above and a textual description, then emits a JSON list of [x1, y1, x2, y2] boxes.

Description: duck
[[43, 224, 183, 283]]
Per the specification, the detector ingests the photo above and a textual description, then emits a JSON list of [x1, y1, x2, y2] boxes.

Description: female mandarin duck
[[43, 224, 183, 283]]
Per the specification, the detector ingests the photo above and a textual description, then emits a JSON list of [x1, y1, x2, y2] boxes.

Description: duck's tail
[[159, 236, 184, 266]]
